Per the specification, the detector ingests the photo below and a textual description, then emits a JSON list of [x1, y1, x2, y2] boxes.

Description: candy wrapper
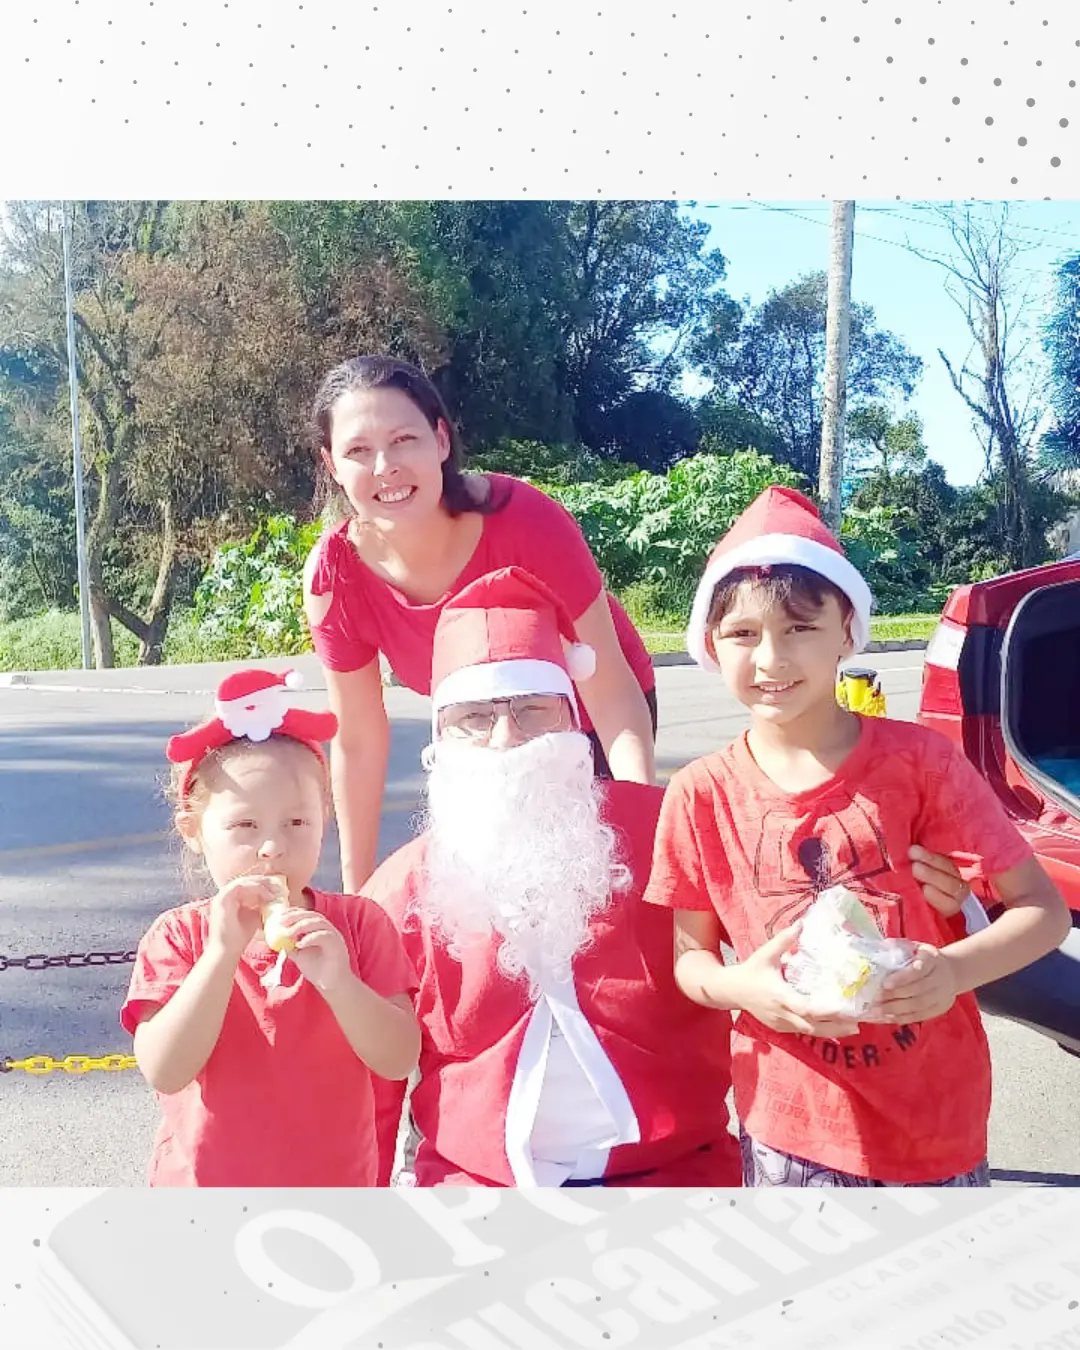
[[783, 884, 917, 1019], [259, 874, 293, 988]]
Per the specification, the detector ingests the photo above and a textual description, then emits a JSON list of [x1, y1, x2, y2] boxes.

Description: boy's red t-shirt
[[644, 716, 1034, 1183], [306, 474, 656, 734], [121, 888, 418, 1187]]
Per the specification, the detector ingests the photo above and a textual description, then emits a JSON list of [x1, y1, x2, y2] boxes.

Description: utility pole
[[61, 201, 93, 670], [818, 200, 855, 532]]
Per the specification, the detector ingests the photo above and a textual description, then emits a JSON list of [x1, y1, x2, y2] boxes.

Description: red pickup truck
[[917, 557, 1080, 1055]]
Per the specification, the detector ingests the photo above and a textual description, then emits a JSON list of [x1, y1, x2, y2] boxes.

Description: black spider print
[[750, 800, 905, 940]]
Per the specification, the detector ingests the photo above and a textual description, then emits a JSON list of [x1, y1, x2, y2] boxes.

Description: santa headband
[[429, 566, 596, 735], [166, 668, 339, 800], [686, 485, 874, 673]]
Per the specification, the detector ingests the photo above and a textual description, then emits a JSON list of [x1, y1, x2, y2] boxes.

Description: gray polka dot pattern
[[0, 0, 1073, 193]]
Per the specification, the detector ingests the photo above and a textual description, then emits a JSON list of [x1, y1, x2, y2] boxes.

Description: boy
[[644, 486, 1070, 1187]]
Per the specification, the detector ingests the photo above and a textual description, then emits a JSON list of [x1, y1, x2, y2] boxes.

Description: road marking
[[0, 800, 421, 863], [0, 830, 171, 862]]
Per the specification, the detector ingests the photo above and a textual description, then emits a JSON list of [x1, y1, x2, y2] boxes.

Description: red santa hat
[[430, 567, 596, 732], [686, 485, 874, 672], [166, 668, 339, 800]]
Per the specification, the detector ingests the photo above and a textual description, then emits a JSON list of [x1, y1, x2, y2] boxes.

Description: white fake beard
[[416, 731, 631, 997]]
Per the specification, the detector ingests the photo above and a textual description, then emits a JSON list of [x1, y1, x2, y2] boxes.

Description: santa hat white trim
[[686, 532, 873, 672], [431, 658, 578, 734]]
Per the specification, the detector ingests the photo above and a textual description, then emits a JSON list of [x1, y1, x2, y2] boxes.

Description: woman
[[303, 355, 657, 890]]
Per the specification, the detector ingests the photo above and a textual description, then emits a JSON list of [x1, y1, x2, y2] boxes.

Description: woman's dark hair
[[310, 355, 506, 518]]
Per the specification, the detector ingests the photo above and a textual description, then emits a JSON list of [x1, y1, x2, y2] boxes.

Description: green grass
[[635, 612, 939, 656], [0, 608, 269, 673], [866, 613, 939, 643], [0, 605, 941, 673]]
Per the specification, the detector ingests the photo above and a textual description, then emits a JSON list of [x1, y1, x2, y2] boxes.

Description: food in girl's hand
[[783, 885, 916, 1019], [259, 875, 295, 953]]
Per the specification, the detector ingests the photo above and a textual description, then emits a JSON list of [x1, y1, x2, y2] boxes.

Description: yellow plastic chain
[[3, 1054, 137, 1075]]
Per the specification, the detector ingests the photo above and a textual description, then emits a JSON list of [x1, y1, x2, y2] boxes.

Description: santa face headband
[[166, 668, 339, 803]]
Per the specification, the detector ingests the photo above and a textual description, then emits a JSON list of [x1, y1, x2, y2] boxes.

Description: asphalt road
[[1, 652, 1078, 1187]]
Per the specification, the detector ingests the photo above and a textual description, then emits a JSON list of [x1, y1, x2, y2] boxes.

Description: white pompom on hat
[[686, 486, 874, 673], [430, 566, 596, 732]]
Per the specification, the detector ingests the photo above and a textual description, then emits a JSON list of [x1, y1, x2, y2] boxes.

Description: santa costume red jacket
[[368, 779, 740, 1188]]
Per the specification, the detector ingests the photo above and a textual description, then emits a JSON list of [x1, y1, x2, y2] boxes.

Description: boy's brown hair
[[706, 563, 854, 634]]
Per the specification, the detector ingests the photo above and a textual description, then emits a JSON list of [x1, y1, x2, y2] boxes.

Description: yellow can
[[836, 667, 887, 717]]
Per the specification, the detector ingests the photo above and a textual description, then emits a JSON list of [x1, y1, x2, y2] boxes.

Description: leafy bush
[[193, 514, 324, 657], [839, 503, 948, 614], [544, 450, 806, 594], [161, 610, 260, 664]]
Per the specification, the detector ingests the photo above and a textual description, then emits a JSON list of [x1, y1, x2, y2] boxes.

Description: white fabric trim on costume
[[529, 1023, 616, 1184], [503, 967, 640, 1188], [685, 533, 874, 672], [431, 659, 578, 735], [504, 1000, 554, 1186]]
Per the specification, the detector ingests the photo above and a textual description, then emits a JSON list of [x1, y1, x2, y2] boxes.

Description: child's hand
[[909, 845, 970, 917], [281, 911, 353, 994], [207, 876, 267, 959], [869, 942, 957, 1024], [725, 924, 862, 1040]]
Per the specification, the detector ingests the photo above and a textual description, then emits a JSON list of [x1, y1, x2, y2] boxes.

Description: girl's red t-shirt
[[644, 716, 1034, 1183], [306, 474, 655, 734], [121, 889, 418, 1187]]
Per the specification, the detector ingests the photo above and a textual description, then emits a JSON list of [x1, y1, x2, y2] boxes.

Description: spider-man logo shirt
[[644, 716, 1033, 1182]]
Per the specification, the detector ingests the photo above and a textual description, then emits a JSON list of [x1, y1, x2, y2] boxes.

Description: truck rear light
[[921, 619, 967, 717], [925, 618, 966, 671]]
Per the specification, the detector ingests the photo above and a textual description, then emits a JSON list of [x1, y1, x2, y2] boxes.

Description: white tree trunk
[[818, 201, 856, 531]]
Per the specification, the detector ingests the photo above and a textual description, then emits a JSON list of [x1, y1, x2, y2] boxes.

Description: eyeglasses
[[438, 695, 573, 742]]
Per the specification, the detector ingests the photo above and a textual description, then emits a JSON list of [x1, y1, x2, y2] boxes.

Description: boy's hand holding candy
[[717, 923, 862, 1040], [870, 942, 959, 1025]]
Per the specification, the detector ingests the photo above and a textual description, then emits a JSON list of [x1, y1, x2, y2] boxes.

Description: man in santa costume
[[367, 566, 742, 1188]]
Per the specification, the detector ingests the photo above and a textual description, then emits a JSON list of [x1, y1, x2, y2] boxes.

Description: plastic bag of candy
[[783, 884, 917, 1019]]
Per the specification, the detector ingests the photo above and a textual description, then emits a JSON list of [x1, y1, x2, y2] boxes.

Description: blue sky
[[681, 201, 1080, 486]]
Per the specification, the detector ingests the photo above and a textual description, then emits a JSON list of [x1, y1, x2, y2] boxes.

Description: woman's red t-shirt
[[306, 474, 655, 734]]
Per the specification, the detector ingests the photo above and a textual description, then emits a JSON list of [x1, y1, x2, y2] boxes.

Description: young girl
[[645, 486, 1070, 1187], [121, 668, 420, 1187]]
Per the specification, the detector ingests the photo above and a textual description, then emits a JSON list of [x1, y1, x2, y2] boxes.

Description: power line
[[702, 200, 1080, 251], [704, 202, 1056, 278]]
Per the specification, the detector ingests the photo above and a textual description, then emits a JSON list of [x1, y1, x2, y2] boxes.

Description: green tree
[[846, 404, 927, 483], [0, 379, 77, 617], [281, 202, 738, 467], [694, 395, 787, 460], [560, 202, 737, 460], [693, 272, 923, 482], [908, 205, 1059, 572], [0, 202, 442, 664], [849, 460, 956, 582]]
